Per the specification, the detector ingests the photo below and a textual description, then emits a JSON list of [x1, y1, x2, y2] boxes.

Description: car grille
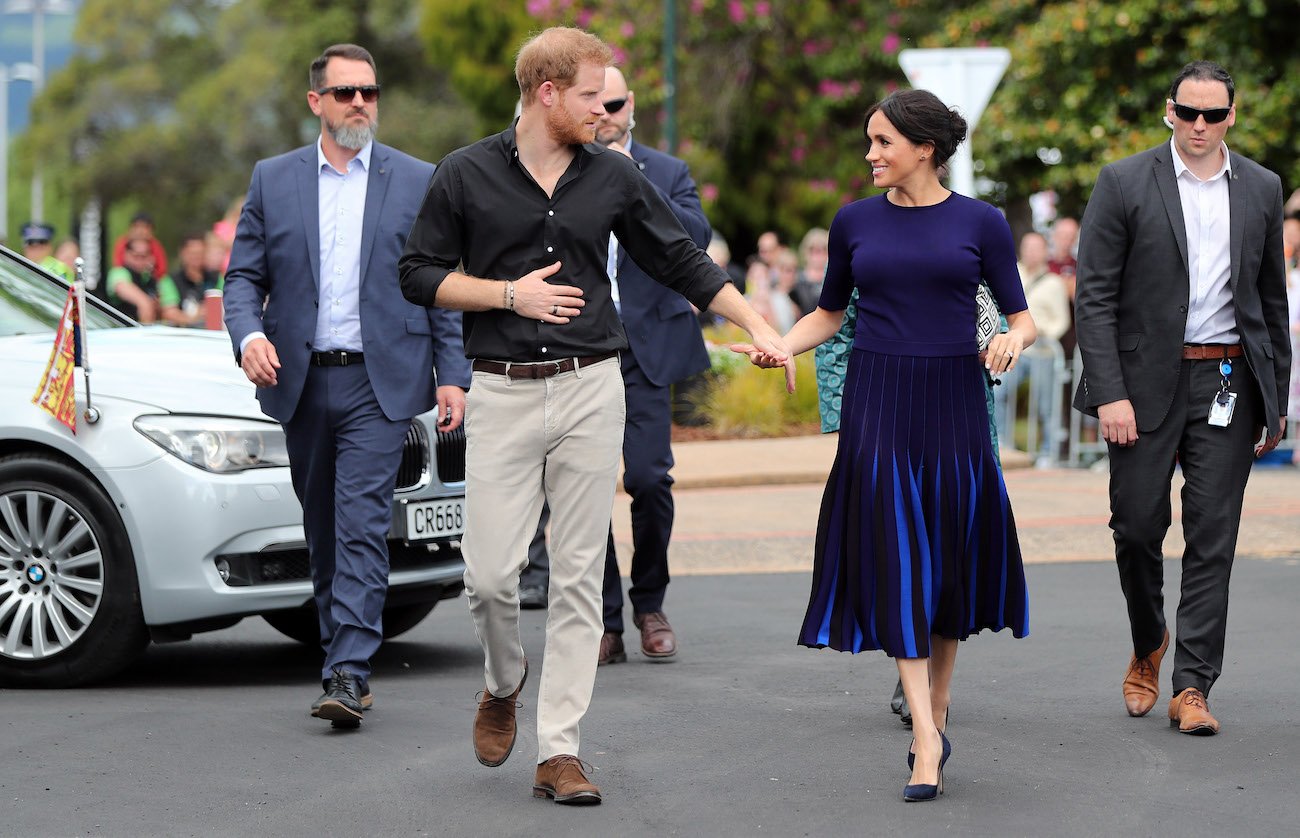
[[396, 422, 466, 489], [435, 425, 466, 483], [215, 540, 462, 587], [396, 422, 428, 490]]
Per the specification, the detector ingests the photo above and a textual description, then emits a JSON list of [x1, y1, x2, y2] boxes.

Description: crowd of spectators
[[20, 199, 242, 329]]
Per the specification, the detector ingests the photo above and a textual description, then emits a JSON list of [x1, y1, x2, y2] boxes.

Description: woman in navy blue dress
[[737, 90, 1036, 802]]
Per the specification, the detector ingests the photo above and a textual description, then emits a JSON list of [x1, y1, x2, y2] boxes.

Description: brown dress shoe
[[473, 660, 527, 767], [598, 632, 626, 666], [533, 755, 602, 805], [1168, 688, 1220, 736], [633, 611, 677, 660], [1122, 629, 1169, 717]]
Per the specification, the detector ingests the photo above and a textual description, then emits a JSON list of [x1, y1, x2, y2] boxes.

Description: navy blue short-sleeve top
[[818, 192, 1027, 357]]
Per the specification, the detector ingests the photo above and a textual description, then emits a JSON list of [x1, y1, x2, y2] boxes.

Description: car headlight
[[133, 415, 291, 473]]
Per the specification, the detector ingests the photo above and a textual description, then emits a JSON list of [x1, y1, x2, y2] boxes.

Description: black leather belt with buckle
[[311, 350, 364, 367]]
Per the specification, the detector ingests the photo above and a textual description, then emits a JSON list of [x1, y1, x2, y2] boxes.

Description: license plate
[[402, 497, 465, 541]]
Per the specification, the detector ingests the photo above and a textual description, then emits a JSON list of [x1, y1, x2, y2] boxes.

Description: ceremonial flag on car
[[31, 283, 82, 434]]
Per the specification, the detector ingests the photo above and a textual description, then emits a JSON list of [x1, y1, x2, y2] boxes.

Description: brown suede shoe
[[473, 660, 527, 767], [1168, 688, 1220, 736], [598, 632, 626, 666], [633, 611, 677, 660], [533, 755, 602, 805], [1122, 629, 1169, 717]]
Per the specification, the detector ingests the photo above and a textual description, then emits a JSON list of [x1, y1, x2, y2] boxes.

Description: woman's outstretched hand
[[731, 341, 797, 393]]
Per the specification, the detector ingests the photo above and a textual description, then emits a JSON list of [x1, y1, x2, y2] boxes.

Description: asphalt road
[[3, 554, 1297, 837]]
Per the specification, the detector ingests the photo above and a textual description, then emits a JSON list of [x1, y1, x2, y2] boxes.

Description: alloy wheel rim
[[0, 489, 104, 660]]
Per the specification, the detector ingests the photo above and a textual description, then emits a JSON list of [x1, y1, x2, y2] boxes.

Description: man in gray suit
[[1074, 60, 1290, 735], [224, 44, 470, 726]]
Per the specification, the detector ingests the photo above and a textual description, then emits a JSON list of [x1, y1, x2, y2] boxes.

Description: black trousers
[[1107, 357, 1260, 697], [520, 349, 677, 633]]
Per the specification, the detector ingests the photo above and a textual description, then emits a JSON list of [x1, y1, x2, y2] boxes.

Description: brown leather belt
[[1182, 344, 1243, 361], [472, 351, 618, 380]]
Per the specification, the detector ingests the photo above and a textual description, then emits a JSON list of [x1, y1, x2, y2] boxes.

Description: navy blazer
[[617, 141, 712, 387], [224, 142, 471, 423]]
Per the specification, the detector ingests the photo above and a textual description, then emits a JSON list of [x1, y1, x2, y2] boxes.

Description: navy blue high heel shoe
[[903, 733, 951, 802], [907, 709, 949, 770]]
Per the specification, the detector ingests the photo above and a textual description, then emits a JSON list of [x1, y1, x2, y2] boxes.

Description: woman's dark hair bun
[[862, 89, 967, 167]]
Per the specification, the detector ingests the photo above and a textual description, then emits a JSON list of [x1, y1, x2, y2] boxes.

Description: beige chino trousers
[[462, 356, 625, 761]]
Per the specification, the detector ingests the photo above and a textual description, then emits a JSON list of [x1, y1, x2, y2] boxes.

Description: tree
[[925, 0, 1300, 214], [21, 0, 478, 253], [419, 0, 949, 256]]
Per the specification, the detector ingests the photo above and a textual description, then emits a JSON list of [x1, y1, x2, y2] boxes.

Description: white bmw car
[[0, 245, 468, 687]]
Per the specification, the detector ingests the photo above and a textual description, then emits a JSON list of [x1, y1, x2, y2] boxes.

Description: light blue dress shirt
[[313, 138, 370, 351], [236, 139, 373, 357]]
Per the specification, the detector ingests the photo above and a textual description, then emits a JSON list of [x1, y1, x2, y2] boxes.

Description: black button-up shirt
[[399, 124, 728, 362]]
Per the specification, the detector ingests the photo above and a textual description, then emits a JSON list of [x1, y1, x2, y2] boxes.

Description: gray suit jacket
[[224, 142, 471, 424], [1073, 143, 1291, 436]]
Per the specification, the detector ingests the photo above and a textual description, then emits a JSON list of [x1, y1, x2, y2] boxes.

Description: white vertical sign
[[898, 48, 1011, 197]]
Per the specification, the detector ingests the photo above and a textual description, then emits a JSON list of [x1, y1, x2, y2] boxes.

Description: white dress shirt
[[238, 139, 372, 356], [606, 137, 635, 313], [1172, 138, 1237, 344], [313, 138, 370, 351]]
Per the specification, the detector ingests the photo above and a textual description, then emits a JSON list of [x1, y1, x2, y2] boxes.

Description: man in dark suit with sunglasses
[[224, 43, 469, 727], [1074, 60, 1290, 735]]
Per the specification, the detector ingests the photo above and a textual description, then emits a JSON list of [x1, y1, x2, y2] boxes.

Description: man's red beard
[[546, 90, 596, 145]]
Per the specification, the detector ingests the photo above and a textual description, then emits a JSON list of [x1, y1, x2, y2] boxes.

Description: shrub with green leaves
[[699, 325, 821, 437]]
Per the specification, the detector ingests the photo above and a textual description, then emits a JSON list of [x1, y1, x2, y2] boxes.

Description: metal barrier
[[1066, 348, 1108, 468], [992, 337, 1069, 466]]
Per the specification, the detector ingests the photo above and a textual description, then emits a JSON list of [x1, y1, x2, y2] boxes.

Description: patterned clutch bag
[[975, 282, 1000, 351]]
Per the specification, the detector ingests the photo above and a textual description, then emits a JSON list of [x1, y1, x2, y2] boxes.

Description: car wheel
[[261, 606, 319, 645], [380, 601, 437, 639], [0, 454, 148, 687], [262, 600, 439, 645]]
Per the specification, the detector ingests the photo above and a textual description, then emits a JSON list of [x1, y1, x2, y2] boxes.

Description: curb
[[659, 435, 1036, 492]]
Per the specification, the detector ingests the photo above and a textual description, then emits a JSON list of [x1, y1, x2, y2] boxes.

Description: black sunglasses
[[602, 97, 627, 114], [318, 85, 381, 104], [1169, 100, 1231, 125]]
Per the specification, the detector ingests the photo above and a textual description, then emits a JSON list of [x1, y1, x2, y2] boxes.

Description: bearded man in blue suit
[[224, 44, 470, 726]]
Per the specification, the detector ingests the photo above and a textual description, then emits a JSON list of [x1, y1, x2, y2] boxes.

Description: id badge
[[1208, 391, 1237, 427]]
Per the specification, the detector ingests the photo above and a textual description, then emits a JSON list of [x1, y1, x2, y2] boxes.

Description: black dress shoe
[[313, 666, 366, 728], [311, 680, 373, 714], [519, 583, 547, 610]]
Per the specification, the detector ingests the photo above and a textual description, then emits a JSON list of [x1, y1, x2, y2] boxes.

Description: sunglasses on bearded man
[[318, 85, 382, 104]]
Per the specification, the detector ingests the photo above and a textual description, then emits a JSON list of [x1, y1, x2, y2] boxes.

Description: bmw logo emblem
[[26, 565, 46, 584]]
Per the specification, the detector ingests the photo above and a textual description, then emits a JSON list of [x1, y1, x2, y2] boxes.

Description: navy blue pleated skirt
[[799, 349, 1029, 658]]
